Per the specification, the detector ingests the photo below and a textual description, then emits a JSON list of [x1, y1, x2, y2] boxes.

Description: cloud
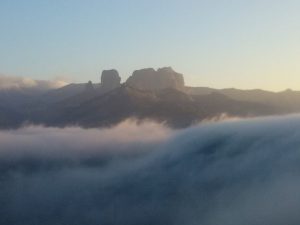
[[0, 119, 171, 158], [201, 112, 243, 123], [1, 116, 300, 224], [0, 74, 68, 90]]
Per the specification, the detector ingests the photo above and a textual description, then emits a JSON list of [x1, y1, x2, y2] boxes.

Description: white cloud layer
[[0, 74, 68, 90], [1, 115, 300, 225]]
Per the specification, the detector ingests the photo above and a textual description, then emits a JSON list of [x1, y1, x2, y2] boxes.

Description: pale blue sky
[[1, 0, 300, 90]]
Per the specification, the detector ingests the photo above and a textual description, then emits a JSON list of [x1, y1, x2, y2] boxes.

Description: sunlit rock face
[[101, 69, 121, 91], [126, 67, 185, 91]]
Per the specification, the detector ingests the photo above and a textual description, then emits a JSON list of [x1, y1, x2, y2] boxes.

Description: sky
[[0, 0, 300, 91]]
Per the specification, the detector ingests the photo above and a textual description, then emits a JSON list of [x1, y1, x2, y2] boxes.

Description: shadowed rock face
[[85, 81, 94, 92], [101, 69, 121, 91], [126, 67, 185, 91]]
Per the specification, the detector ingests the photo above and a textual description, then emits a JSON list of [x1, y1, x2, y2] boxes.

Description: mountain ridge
[[0, 67, 299, 128]]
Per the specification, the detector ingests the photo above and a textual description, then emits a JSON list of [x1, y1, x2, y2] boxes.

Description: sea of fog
[[1, 116, 300, 225]]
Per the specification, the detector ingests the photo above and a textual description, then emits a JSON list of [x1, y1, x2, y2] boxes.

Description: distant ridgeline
[[1, 67, 300, 128]]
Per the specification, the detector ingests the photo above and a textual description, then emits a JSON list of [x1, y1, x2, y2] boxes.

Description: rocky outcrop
[[126, 67, 184, 91], [101, 69, 121, 91], [85, 81, 94, 92]]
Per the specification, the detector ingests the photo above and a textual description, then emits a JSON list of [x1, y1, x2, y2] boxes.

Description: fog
[[0, 74, 67, 90], [1, 115, 300, 224]]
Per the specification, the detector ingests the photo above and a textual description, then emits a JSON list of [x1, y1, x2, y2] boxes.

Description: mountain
[[28, 85, 275, 128], [126, 67, 184, 91], [0, 87, 50, 128], [0, 67, 299, 129], [186, 87, 300, 112]]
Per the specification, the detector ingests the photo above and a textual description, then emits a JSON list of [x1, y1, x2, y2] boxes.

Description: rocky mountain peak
[[85, 80, 94, 92], [126, 67, 185, 91], [101, 69, 121, 91]]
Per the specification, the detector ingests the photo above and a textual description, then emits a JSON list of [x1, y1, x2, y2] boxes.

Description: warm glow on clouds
[[0, 74, 68, 90]]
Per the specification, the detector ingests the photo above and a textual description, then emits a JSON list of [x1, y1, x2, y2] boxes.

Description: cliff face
[[126, 67, 184, 91], [101, 69, 121, 91]]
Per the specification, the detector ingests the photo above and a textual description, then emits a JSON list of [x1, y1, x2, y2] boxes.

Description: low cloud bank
[[1, 116, 300, 224], [201, 112, 243, 123], [0, 74, 68, 90]]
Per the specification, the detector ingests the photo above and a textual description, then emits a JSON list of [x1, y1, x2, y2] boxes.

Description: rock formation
[[101, 69, 121, 91], [126, 67, 184, 91], [85, 80, 94, 92]]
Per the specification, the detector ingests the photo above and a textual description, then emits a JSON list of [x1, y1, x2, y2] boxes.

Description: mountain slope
[[29, 85, 275, 128], [186, 87, 300, 112]]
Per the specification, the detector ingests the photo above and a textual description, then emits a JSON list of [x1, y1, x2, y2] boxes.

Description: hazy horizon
[[1, 68, 299, 92], [1, 0, 300, 91]]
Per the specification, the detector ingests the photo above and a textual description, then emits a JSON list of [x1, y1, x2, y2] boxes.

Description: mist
[[0, 74, 68, 90], [1, 116, 300, 225]]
